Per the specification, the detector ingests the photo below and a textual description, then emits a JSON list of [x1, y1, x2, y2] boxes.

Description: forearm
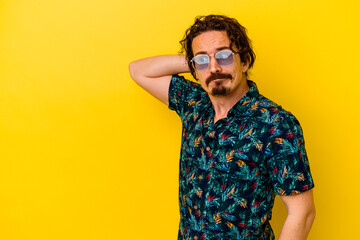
[[129, 54, 190, 80], [278, 212, 315, 240], [128, 54, 190, 105]]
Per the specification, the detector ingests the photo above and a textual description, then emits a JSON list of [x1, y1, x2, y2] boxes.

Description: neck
[[210, 79, 250, 123]]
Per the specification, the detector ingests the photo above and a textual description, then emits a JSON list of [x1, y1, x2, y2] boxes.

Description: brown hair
[[180, 15, 256, 79]]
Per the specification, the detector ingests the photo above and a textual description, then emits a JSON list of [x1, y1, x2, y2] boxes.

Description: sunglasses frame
[[191, 49, 236, 71]]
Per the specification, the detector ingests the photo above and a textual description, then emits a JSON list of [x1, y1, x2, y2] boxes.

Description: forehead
[[192, 31, 231, 55]]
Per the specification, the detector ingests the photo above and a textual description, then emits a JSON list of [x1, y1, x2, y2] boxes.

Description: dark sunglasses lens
[[193, 55, 209, 70], [216, 51, 234, 66]]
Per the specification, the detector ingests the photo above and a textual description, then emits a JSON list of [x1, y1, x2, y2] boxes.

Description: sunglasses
[[191, 49, 235, 71]]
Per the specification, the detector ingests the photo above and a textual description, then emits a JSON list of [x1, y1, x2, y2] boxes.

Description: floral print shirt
[[168, 75, 314, 240]]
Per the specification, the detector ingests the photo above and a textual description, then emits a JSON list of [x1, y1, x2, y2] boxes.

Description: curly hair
[[180, 15, 256, 79]]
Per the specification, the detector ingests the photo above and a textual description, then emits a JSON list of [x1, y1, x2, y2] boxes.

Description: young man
[[129, 15, 315, 240]]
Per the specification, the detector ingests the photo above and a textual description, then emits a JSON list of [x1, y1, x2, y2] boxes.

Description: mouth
[[209, 78, 229, 84], [206, 73, 233, 86]]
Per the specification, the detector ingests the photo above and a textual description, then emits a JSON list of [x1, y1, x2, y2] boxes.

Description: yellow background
[[1, 0, 359, 239]]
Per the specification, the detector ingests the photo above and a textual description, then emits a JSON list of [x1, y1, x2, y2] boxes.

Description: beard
[[206, 73, 232, 96], [210, 81, 230, 96]]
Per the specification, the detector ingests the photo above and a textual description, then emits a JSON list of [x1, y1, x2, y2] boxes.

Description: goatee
[[206, 73, 232, 96], [211, 82, 230, 96]]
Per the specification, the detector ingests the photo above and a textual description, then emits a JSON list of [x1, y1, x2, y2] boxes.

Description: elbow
[[128, 61, 137, 81]]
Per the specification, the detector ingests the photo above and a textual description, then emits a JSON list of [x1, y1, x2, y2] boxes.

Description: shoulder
[[168, 74, 208, 116], [169, 74, 207, 101], [170, 74, 203, 92], [254, 94, 300, 127]]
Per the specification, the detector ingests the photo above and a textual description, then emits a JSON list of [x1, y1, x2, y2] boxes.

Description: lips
[[206, 73, 232, 86], [207, 77, 230, 86], [208, 78, 226, 84], [211, 78, 227, 82]]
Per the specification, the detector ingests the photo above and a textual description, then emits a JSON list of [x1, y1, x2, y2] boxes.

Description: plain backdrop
[[1, 0, 359, 239]]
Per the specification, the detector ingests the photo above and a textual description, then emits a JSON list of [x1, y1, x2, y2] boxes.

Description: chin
[[211, 86, 230, 96]]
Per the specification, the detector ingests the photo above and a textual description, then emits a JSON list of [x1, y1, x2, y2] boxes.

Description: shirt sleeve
[[168, 74, 194, 118], [265, 113, 315, 195]]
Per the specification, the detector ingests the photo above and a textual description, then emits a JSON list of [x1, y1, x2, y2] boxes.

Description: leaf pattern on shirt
[[168, 75, 314, 240]]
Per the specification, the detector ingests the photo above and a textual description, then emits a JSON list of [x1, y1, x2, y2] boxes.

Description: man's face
[[191, 31, 249, 97]]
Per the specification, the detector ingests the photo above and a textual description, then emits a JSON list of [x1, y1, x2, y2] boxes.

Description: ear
[[242, 60, 250, 73]]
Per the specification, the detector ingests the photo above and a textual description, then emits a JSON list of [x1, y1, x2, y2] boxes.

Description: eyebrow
[[194, 46, 231, 56]]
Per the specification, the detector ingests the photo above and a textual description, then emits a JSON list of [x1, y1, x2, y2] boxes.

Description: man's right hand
[[128, 55, 190, 106]]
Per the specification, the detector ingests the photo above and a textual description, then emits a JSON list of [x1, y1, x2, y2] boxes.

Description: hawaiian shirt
[[168, 75, 314, 240]]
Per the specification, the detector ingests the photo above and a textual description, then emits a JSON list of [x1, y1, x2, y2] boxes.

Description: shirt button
[[206, 147, 210, 151]]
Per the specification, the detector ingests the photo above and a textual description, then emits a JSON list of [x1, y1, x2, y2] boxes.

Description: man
[[129, 15, 315, 240]]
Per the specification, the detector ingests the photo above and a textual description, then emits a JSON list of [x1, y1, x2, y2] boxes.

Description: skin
[[128, 54, 188, 105], [191, 31, 250, 122], [129, 30, 315, 240], [279, 189, 316, 240]]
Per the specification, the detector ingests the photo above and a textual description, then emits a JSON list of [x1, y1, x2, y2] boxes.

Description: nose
[[209, 55, 222, 73]]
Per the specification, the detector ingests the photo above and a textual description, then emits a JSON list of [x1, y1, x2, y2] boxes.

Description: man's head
[[180, 15, 255, 80], [180, 15, 256, 97]]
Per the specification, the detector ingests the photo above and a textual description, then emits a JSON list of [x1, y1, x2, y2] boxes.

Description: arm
[[278, 189, 316, 240], [128, 55, 190, 105]]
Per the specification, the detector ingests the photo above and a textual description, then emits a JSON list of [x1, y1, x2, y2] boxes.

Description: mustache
[[206, 73, 233, 86]]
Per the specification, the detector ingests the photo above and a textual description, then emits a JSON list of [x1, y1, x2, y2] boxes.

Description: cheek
[[197, 72, 208, 82]]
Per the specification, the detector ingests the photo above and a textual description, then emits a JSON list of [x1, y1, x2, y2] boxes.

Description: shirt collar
[[203, 80, 260, 119], [227, 80, 260, 118]]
